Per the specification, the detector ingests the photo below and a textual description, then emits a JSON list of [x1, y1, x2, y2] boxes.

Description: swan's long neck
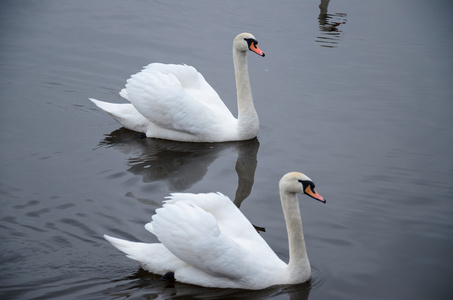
[[233, 48, 259, 139], [280, 190, 311, 279]]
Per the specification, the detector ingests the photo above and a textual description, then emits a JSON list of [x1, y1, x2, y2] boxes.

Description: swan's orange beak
[[249, 42, 265, 57], [305, 185, 326, 203]]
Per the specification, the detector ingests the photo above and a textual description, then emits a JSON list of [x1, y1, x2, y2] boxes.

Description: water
[[1, 0, 452, 299]]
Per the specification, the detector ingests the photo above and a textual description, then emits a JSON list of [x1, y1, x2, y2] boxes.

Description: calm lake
[[1, 0, 452, 299]]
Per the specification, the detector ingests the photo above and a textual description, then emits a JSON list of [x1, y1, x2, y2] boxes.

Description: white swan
[[89, 32, 265, 142], [104, 172, 325, 290]]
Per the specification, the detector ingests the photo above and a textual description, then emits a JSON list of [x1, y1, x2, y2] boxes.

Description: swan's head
[[279, 172, 326, 203], [234, 33, 265, 57]]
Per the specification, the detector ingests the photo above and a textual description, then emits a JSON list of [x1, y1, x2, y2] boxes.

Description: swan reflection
[[99, 128, 259, 207], [105, 268, 311, 300], [317, 0, 347, 48]]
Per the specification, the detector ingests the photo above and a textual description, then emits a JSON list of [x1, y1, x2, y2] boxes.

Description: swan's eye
[[298, 180, 315, 191], [244, 38, 257, 47]]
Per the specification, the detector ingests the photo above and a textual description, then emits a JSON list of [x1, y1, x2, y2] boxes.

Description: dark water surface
[[1, 0, 453, 299]]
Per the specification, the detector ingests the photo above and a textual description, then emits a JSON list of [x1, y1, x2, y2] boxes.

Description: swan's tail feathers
[[104, 235, 144, 261], [103, 234, 180, 275], [89, 98, 149, 134], [89, 98, 131, 116]]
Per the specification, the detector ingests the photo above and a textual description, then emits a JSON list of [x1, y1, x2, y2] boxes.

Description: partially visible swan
[[90, 32, 265, 142], [104, 172, 326, 290]]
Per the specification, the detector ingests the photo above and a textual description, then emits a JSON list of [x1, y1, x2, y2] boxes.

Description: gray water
[[1, 0, 452, 299]]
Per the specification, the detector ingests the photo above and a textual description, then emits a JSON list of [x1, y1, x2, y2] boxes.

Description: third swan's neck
[[280, 190, 311, 276], [233, 48, 259, 137]]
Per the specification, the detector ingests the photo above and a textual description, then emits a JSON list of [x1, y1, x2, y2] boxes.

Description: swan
[[89, 32, 265, 142], [104, 172, 326, 290]]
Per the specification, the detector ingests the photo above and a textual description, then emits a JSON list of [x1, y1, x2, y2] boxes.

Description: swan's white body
[[90, 33, 265, 142], [104, 172, 325, 290]]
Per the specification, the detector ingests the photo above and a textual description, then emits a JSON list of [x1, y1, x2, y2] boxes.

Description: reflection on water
[[99, 129, 259, 207], [103, 268, 312, 300], [317, 0, 347, 48]]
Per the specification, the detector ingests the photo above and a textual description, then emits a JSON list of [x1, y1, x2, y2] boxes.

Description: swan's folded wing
[[124, 64, 234, 135], [163, 193, 271, 249], [151, 201, 252, 279]]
